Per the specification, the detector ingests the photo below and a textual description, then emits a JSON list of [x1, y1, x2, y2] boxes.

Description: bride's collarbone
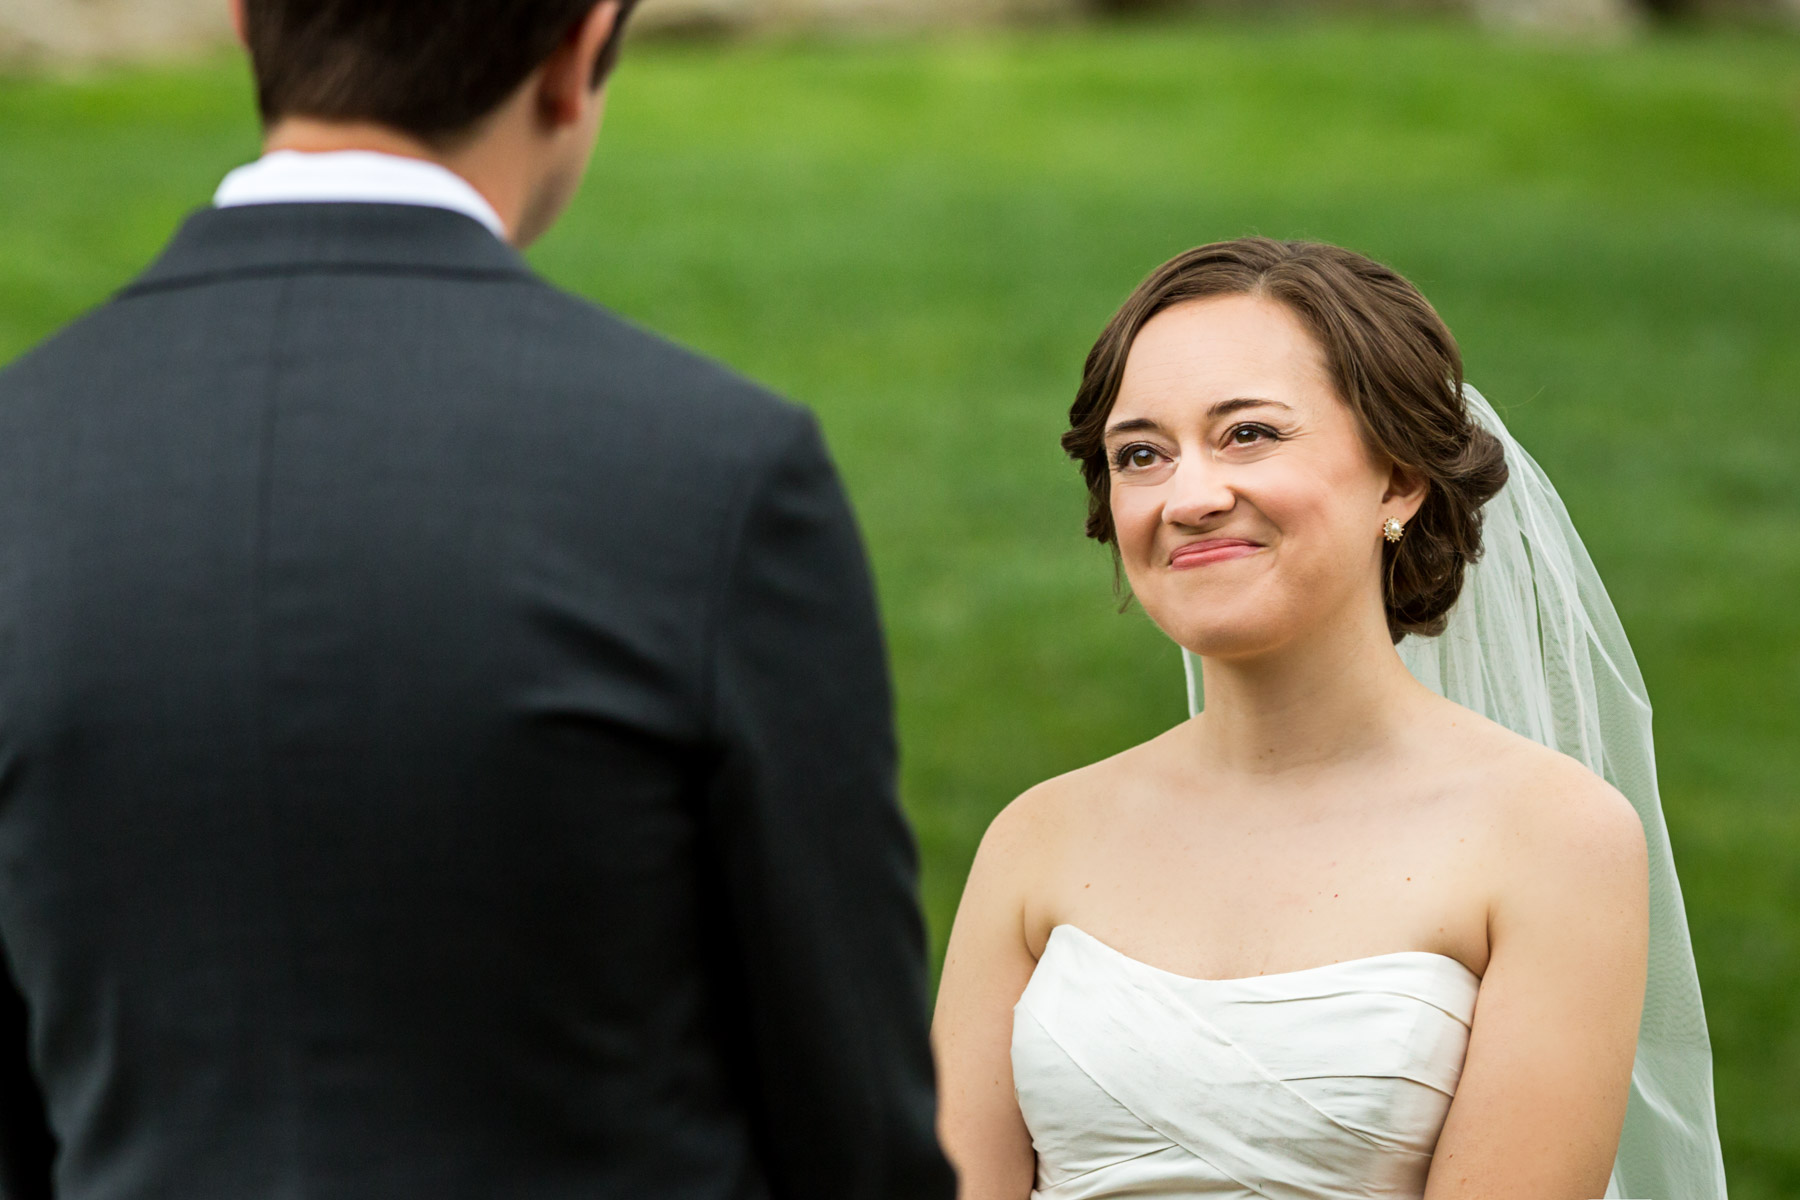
[[1012, 732, 1538, 981], [1029, 816, 1493, 981]]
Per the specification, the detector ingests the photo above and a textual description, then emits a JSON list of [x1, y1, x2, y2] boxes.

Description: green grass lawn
[[2, 14, 1796, 1194]]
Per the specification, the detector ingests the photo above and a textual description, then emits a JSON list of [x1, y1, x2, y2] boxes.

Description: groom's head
[[240, 0, 641, 145], [235, 0, 642, 242]]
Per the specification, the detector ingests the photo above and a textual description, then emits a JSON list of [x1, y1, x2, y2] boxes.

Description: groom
[[0, 2, 954, 1197]]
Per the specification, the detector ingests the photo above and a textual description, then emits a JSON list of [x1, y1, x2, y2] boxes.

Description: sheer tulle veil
[[1180, 385, 1728, 1198]]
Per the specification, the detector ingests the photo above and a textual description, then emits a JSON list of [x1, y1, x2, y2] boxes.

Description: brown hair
[[1064, 238, 1509, 643], [243, 0, 643, 147]]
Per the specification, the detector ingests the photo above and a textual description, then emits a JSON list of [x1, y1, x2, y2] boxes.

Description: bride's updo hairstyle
[[1064, 238, 1510, 643]]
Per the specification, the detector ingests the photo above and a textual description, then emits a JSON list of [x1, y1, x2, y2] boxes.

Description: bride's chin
[[1142, 592, 1278, 658], [1178, 637, 1279, 663], [1163, 619, 1286, 662], [1163, 590, 1310, 653]]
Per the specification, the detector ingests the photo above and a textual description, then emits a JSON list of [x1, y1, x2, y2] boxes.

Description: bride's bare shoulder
[[1437, 701, 1647, 890], [960, 734, 1184, 956], [992, 726, 1183, 837], [972, 728, 1181, 883]]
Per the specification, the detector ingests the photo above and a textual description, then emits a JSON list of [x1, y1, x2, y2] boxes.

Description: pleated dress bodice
[[1012, 924, 1481, 1200]]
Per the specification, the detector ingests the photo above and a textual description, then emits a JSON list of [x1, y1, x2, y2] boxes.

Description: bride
[[932, 239, 1728, 1199]]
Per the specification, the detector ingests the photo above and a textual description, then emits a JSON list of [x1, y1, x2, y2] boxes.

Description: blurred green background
[[1, 12, 1795, 1195]]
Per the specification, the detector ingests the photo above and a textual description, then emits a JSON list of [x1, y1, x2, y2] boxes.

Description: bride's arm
[[1423, 756, 1650, 1200], [932, 792, 1059, 1200]]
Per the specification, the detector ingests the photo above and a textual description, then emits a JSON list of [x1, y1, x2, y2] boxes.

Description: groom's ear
[[538, 2, 623, 129], [228, 0, 248, 48]]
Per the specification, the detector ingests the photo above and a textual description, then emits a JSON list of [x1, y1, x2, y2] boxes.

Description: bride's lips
[[1169, 539, 1263, 569]]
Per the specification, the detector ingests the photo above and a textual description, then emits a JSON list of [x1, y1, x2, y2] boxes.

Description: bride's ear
[[1383, 462, 1430, 523]]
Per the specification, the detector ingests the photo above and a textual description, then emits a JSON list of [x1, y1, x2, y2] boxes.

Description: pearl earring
[[1383, 517, 1406, 543]]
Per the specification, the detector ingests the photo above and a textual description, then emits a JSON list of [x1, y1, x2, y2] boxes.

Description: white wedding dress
[[1003, 385, 1727, 1200], [1011, 924, 1481, 1200]]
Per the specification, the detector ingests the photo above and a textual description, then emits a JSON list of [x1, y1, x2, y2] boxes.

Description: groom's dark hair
[[242, 0, 643, 147]]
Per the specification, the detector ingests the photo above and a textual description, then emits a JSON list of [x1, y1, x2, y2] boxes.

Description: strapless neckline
[[1014, 924, 1484, 1199], [1050, 923, 1481, 987]]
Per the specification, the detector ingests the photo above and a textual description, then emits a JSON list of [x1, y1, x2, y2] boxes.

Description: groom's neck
[[264, 120, 444, 162], [263, 116, 536, 246]]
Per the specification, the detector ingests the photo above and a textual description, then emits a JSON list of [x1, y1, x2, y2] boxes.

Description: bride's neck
[[1188, 606, 1436, 778]]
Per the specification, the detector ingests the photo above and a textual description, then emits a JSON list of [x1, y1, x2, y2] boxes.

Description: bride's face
[[1104, 294, 1418, 659]]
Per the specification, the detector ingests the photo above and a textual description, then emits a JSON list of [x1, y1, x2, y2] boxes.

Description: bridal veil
[[1181, 385, 1729, 1199]]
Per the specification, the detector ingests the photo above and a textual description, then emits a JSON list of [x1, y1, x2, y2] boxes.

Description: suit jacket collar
[[122, 202, 537, 297]]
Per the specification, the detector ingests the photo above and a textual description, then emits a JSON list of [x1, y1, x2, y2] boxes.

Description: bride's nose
[[1161, 452, 1236, 529]]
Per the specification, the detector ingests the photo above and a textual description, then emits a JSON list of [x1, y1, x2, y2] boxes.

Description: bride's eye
[[1112, 444, 1164, 472], [1219, 423, 1282, 454], [1227, 423, 1278, 446]]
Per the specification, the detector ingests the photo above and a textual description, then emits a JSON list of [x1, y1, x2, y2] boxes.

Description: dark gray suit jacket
[[0, 203, 953, 1200]]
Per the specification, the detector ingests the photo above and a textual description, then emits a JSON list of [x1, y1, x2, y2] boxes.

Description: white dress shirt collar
[[214, 150, 508, 241]]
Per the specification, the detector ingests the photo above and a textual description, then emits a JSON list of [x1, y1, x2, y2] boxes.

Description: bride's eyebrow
[[1104, 399, 1293, 440], [1104, 417, 1166, 439], [1208, 397, 1293, 418]]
